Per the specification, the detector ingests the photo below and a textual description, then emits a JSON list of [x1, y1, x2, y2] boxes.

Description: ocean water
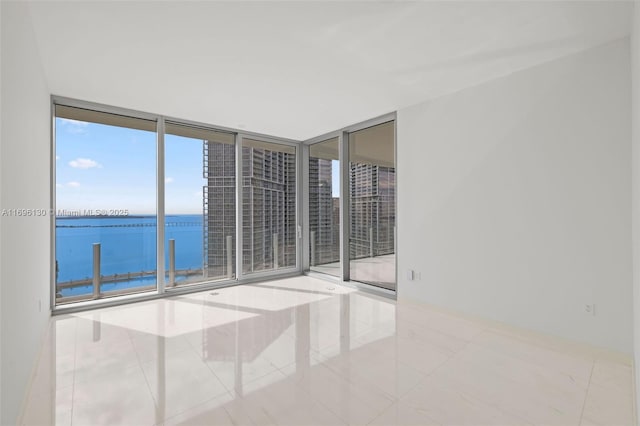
[[56, 215, 204, 296]]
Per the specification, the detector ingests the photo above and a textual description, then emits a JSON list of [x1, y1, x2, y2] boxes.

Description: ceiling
[[27, 1, 631, 140]]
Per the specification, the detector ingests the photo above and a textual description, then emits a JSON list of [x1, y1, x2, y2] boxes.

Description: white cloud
[[60, 118, 87, 126], [59, 118, 89, 134], [56, 155, 60, 161], [69, 158, 101, 169], [67, 181, 81, 188], [55, 183, 62, 188], [165, 177, 174, 184]]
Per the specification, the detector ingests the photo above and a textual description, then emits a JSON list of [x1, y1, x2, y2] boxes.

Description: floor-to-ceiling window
[[54, 99, 300, 308], [53, 98, 394, 307], [54, 105, 157, 304], [304, 117, 396, 293], [348, 121, 396, 290], [241, 138, 298, 274], [308, 137, 340, 278], [164, 122, 236, 287]]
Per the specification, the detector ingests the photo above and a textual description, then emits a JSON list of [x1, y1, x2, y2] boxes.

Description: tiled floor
[[21, 276, 635, 425]]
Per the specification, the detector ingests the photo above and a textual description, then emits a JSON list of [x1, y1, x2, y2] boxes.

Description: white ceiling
[[27, 1, 631, 140]]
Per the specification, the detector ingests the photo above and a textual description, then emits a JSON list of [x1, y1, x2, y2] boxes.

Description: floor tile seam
[[365, 400, 445, 426], [237, 361, 283, 394], [199, 348, 282, 395], [312, 351, 428, 404], [72, 364, 148, 406], [395, 315, 486, 343], [584, 380, 636, 403], [282, 364, 395, 424], [130, 332, 163, 419], [395, 322, 470, 352], [158, 390, 235, 426], [149, 369, 232, 424], [460, 340, 594, 389], [486, 327, 625, 365], [183, 328, 211, 360], [242, 396, 279, 426], [390, 334, 463, 363], [314, 356, 366, 391], [389, 350, 460, 401], [423, 352, 586, 426], [418, 338, 473, 377], [478, 328, 605, 369], [587, 362, 635, 394], [470, 339, 594, 372], [432, 350, 591, 412], [481, 397, 538, 426], [220, 400, 255, 426], [69, 321, 79, 426], [139, 342, 200, 367], [27, 325, 76, 398], [294, 382, 366, 426], [261, 355, 294, 375], [399, 378, 536, 426]]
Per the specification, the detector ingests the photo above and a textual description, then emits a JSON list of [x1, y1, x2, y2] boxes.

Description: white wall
[[0, 1, 3, 422], [631, 1, 640, 421], [0, 2, 51, 424], [397, 39, 632, 354]]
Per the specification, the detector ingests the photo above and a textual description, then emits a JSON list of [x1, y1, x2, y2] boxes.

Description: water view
[[56, 215, 203, 297]]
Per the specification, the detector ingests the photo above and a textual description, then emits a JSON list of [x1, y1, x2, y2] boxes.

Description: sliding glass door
[[348, 121, 396, 290], [308, 137, 340, 277], [305, 118, 396, 292]]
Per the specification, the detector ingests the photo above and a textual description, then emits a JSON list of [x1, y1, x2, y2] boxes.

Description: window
[[349, 121, 396, 290], [53, 98, 395, 307], [164, 122, 236, 287], [308, 137, 340, 277], [55, 105, 157, 303], [54, 101, 302, 307], [242, 139, 297, 273]]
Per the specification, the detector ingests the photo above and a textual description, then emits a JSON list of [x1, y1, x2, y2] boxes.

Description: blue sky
[[56, 118, 204, 214], [56, 118, 339, 215], [331, 161, 340, 197]]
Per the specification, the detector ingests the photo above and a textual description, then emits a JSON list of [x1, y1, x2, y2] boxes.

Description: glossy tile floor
[[22, 276, 634, 425]]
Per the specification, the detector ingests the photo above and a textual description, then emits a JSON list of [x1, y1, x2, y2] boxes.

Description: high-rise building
[[308, 157, 340, 266], [203, 141, 236, 279], [204, 141, 297, 278], [349, 163, 396, 260], [241, 146, 297, 273], [204, 142, 395, 276], [308, 157, 396, 265]]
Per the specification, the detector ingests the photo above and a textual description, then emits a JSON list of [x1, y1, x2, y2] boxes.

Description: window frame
[[302, 112, 397, 298], [51, 96, 302, 313]]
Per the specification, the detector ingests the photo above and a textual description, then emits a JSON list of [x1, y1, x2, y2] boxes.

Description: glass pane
[[165, 122, 236, 287], [55, 106, 157, 304], [309, 137, 340, 277], [242, 139, 297, 274], [349, 121, 396, 290]]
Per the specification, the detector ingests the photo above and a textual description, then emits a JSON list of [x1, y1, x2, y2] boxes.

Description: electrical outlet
[[584, 304, 595, 316]]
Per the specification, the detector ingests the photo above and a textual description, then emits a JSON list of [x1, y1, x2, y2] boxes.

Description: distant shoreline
[[56, 214, 202, 219]]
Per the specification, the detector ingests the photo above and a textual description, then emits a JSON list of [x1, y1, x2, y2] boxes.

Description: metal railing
[[57, 235, 235, 300]]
